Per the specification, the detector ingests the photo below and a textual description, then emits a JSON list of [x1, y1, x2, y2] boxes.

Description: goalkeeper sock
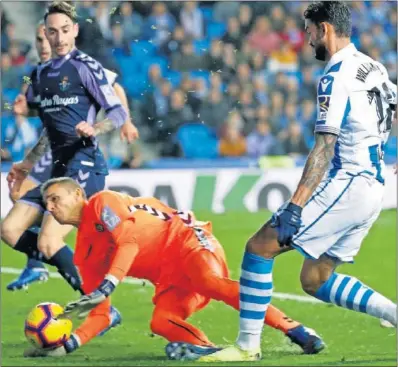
[[237, 251, 274, 351], [315, 273, 396, 326]]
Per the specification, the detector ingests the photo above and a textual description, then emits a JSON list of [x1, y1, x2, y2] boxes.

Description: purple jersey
[[29, 49, 127, 176]]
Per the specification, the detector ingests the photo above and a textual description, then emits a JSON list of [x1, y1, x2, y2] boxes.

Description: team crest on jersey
[[101, 206, 121, 231], [59, 76, 70, 92], [95, 223, 105, 232]]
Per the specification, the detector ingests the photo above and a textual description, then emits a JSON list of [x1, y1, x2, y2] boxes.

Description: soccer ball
[[24, 302, 72, 349]]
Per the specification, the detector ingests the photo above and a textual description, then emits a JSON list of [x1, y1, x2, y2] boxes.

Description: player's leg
[[151, 285, 214, 346], [300, 229, 397, 326], [182, 238, 323, 354], [7, 177, 48, 290]]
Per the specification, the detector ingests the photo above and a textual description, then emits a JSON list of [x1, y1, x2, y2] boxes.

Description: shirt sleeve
[[72, 58, 127, 128], [315, 71, 350, 136], [90, 192, 140, 281], [25, 68, 39, 108]]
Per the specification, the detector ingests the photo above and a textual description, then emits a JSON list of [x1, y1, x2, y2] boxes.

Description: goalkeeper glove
[[64, 275, 119, 318], [271, 202, 302, 247]]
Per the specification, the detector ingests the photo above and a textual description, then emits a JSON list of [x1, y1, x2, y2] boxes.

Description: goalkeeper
[[25, 177, 325, 360]]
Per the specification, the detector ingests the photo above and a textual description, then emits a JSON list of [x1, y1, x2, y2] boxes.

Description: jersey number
[[368, 82, 393, 134]]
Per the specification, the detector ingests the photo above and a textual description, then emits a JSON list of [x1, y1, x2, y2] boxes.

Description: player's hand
[[13, 94, 29, 116], [23, 345, 67, 358], [120, 122, 139, 143], [76, 121, 96, 138], [271, 203, 302, 247], [7, 161, 33, 193], [64, 278, 116, 318]]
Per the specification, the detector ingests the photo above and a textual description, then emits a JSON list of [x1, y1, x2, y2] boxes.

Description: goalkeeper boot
[[197, 345, 261, 362], [286, 325, 325, 354], [7, 266, 49, 291], [165, 342, 222, 361], [98, 306, 122, 336]]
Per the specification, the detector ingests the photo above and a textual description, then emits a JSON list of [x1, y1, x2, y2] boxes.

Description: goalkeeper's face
[[44, 184, 85, 225], [305, 19, 328, 61]]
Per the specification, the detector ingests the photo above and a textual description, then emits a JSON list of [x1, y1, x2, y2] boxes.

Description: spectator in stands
[[108, 23, 131, 56], [247, 16, 280, 56], [269, 91, 285, 134], [298, 43, 315, 68], [269, 4, 286, 32], [115, 1, 144, 41], [94, 1, 111, 40], [301, 67, 317, 101], [1, 52, 21, 89], [199, 88, 230, 131], [148, 63, 163, 89], [75, 1, 94, 20], [281, 103, 299, 130], [299, 99, 316, 128], [280, 122, 309, 156], [373, 24, 390, 54], [238, 4, 254, 36], [250, 51, 267, 80], [219, 121, 247, 157], [234, 62, 252, 89], [253, 76, 269, 106], [209, 72, 223, 92], [213, 1, 240, 23], [160, 25, 185, 56], [181, 75, 202, 114], [144, 2, 176, 47], [236, 40, 253, 65], [180, 1, 204, 40], [171, 40, 205, 71], [204, 39, 224, 71], [246, 120, 279, 158], [222, 17, 242, 50], [1, 22, 15, 52], [238, 87, 258, 134], [226, 81, 240, 108], [268, 40, 298, 73], [9, 41, 28, 66], [280, 16, 304, 53], [193, 77, 208, 100], [220, 43, 237, 82]]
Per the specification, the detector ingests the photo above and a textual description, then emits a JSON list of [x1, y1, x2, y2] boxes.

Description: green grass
[[1, 210, 396, 366]]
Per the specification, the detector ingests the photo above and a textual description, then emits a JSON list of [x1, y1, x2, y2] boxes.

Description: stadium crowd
[[1, 1, 397, 168]]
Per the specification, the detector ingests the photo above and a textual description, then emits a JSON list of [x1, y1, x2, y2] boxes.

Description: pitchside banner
[[1, 166, 396, 217]]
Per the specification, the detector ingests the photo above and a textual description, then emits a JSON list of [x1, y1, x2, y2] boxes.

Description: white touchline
[[1, 266, 323, 304]]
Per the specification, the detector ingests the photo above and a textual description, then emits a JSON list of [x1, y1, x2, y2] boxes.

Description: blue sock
[[48, 246, 83, 294], [237, 251, 274, 350], [315, 273, 396, 325], [26, 257, 46, 269]]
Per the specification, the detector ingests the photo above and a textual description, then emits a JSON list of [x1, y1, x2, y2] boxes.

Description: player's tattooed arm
[[291, 132, 337, 207], [92, 118, 117, 136], [24, 128, 50, 166]]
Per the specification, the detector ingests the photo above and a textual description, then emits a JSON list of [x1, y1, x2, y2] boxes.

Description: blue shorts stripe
[[334, 276, 351, 306], [240, 309, 266, 320], [240, 277, 273, 290], [345, 281, 361, 310], [240, 293, 271, 305], [296, 177, 355, 240], [242, 252, 273, 274], [359, 289, 374, 313]]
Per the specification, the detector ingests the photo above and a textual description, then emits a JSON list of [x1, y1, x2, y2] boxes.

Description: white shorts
[[280, 170, 384, 263]]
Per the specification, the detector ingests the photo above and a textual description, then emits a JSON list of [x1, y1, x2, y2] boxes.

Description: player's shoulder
[[88, 190, 124, 206], [72, 49, 104, 69]]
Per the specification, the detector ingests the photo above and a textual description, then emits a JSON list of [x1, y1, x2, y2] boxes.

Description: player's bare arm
[[291, 132, 337, 207], [7, 129, 50, 192]]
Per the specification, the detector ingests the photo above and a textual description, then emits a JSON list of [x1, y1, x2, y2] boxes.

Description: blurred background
[[1, 1, 397, 170]]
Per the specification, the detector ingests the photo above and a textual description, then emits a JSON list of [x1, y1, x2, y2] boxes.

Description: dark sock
[[14, 230, 83, 293], [26, 257, 46, 269], [47, 246, 83, 293]]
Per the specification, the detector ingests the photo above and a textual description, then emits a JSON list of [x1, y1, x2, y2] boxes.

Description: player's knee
[[9, 191, 21, 203], [150, 313, 174, 338], [300, 271, 324, 296], [37, 235, 64, 258], [1, 217, 22, 247], [245, 220, 280, 259]]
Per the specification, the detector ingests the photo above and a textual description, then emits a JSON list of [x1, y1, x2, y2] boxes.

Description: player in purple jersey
[[6, 20, 139, 292], [1, 2, 127, 301]]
